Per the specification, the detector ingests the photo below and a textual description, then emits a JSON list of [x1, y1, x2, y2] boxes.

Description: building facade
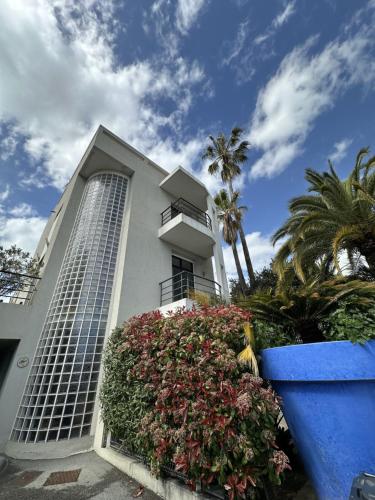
[[0, 126, 228, 457]]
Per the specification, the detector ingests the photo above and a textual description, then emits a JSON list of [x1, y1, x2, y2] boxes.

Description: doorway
[[172, 255, 194, 301]]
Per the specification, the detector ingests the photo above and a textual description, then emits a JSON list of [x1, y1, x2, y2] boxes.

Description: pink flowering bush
[[101, 305, 289, 499]]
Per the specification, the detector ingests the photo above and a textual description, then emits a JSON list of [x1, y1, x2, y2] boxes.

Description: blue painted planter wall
[[261, 340, 375, 500]]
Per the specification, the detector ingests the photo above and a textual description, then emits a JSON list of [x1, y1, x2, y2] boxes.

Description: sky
[[0, 0, 375, 280]]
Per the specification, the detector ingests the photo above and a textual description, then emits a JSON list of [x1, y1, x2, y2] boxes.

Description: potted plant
[[237, 277, 375, 499]]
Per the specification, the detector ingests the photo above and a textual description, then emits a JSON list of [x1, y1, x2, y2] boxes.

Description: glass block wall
[[11, 172, 128, 443]]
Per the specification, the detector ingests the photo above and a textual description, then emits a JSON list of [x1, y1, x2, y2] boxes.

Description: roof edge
[[99, 126, 169, 176]]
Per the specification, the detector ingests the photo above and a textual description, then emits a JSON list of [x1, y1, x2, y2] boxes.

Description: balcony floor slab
[[158, 213, 214, 258]]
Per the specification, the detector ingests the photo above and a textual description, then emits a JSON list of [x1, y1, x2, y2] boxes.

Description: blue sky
[[0, 0, 375, 277]]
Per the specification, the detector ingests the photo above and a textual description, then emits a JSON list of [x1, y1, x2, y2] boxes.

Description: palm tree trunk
[[228, 178, 256, 288], [232, 241, 247, 293], [238, 223, 256, 288], [228, 179, 234, 198]]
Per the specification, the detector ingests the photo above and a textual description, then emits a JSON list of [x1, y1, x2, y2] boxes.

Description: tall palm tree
[[273, 148, 375, 282], [214, 189, 247, 293], [203, 127, 256, 287]]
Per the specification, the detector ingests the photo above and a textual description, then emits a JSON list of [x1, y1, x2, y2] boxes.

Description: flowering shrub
[[100, 305, 289, 499]]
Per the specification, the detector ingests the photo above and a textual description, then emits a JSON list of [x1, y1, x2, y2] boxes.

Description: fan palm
[[214, 189, 247, 293], [273, 148, 375, 282], [203, 127, 256, 287]]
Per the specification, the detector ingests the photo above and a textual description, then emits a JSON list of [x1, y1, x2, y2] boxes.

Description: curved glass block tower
[[11, 172, 127, 443]]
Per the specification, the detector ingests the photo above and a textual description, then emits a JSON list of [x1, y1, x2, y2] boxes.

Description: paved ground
[[0, 451, 160, 500], [0, 450, 317, 500]]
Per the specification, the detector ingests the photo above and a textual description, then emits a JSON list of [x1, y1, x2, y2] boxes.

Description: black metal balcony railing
[[160, 271, 221, 306], [161, 198, 212, 230], [0, 270, 41, 305]]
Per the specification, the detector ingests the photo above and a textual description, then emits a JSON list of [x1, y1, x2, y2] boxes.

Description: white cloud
[[18, 167, 50, 190], [273, 1, 296, 29], [0, 200, 45, 253], [219, 19, 255, 84], [221, 2, 296, 84], [148, 0, 179, 56], [0, 129, 18, 161], [0, 0, 207, 190], [254, 1, 296, 45], [249, 5, 375, 178], [328, 138, 352, 164], [253, 34, 268, 46], [9, 203, 37, 217], [147, 0, 208, 55], [0, 185, 10, 202], [222, 231, 281, 280], [222, 20, 249, 66], [0, 213, 47, 254], [176, 0, 207, 34]]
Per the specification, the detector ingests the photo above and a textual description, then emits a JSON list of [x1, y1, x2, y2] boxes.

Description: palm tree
[[237, 276, 375, 344], [214, 189, 247, 294], [203, 127, 256, 287], [273, 148, 375, 282]]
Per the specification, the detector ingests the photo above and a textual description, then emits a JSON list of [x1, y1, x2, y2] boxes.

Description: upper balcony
[[158, 198, 215, 258], [161, 198, 212, 230], [159, 166, 209, 212]]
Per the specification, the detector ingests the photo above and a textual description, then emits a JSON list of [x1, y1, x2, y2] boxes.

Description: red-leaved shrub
[[101, 305, 289, 499]]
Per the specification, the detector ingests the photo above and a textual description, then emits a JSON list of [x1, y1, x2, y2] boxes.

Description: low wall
[[96, 447, 204, 500], [6, 435, 94, 460]]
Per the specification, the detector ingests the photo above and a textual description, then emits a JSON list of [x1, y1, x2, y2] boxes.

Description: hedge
[[100, 305, 289, 499]]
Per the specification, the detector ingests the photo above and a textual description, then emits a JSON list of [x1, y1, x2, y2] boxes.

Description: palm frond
[[332, 225, 364, 273], [238, 345, 259, 376], [273, 147, 375, 280], [204, 127, 249, 187], [229, 126, 243, 147], [208, 161, 220, 175]]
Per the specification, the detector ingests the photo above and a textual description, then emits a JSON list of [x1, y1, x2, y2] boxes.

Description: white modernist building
[[0, 126, 229, 458]]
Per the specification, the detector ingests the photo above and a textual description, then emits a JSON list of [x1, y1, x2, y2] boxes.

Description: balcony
[[161, 198, 212, 229], [160, 271, 221, 306], [159, 166, 208, 212], [0, 270, 40, 305], [158, 198, 215, 258]]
